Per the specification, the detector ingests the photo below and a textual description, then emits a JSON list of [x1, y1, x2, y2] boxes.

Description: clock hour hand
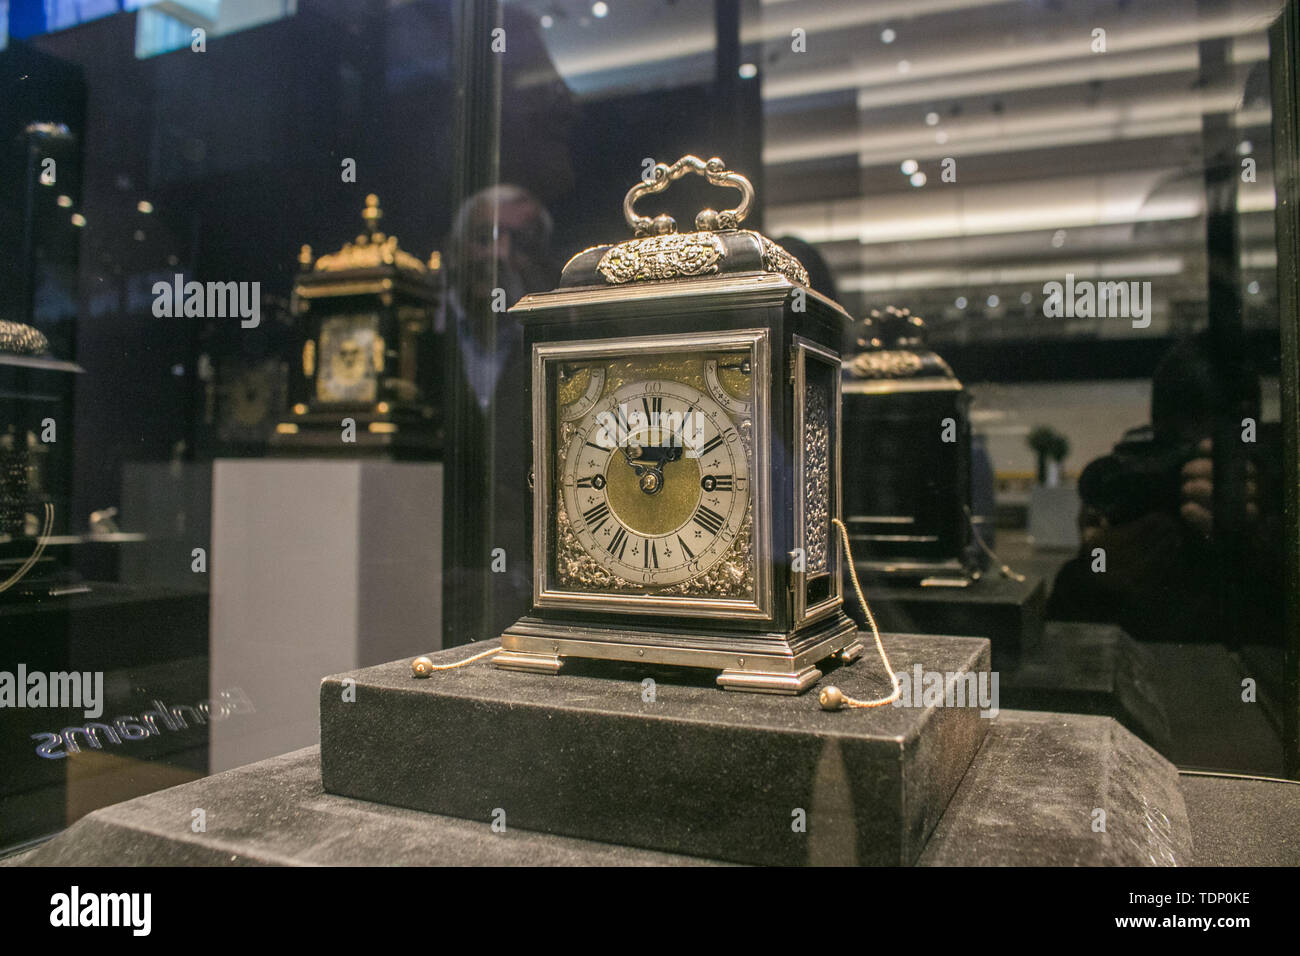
[[622, 440, 682, 496]]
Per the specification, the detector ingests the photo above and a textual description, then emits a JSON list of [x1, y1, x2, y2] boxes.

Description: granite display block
[[919, 710, 1191, 866], [320, 633, 992, 866], [851, 573, 1045, 669]]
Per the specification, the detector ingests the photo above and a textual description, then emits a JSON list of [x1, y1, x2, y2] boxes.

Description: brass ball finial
[[362, 194, 382, 234], [819, 686, 844, 711], [411, 655, 434, 678]]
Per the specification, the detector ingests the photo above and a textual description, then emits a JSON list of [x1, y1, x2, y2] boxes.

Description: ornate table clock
[[273, 194, 442, 457], [494, 156, 864, 694], [842, 306, 977, 585]]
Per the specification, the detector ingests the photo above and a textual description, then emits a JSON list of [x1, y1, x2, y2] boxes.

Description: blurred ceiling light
[[56, 195, 72, 208], [881, 28, 896, 44], [909, 171, 927, 187], [1247, 280, 1260, 294], [900, 158, 919, 175], [70, 214, 86, 227], [955, 296, 968, 308], [768, 95, 1266, 167], [986, 294, 999, 307], [897, 60, 912, 74], [925, 111, 940, 126], [840, 257, 1186, 294], [1237, 140, 1253, 155], [591, 2, 608, 18], [739, 63, 758, 79], [935, 131, 949, 144], [540, 4, 1269, 101], [540, 14, 553, 28], [1020, 291, 1034, 304], [1051, 230, 1067, 248], [767, 14, 1270, 103], [137, 200, 154, 214], [765, 169, 1265, 246]]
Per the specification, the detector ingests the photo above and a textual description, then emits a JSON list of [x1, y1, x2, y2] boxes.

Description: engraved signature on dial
[[560, 380, 749, 587]]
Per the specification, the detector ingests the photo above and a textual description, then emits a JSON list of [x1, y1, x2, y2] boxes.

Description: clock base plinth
[[496, 613, 863, 695], [269, 406, 440, 459], [492, 649, 563, 674], [715, 664, 822, 694]]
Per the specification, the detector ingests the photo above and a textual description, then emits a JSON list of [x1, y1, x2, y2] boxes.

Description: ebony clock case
[[842, 348, 977, 583], [495, 229, 865, 694]]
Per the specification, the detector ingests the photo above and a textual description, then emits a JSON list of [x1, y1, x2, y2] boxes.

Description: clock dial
[[316, 314, 379, 403], [561, 379, 749, 588]]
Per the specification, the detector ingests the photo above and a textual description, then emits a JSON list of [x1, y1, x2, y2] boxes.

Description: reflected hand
[[1179, 438, 1258, 537]]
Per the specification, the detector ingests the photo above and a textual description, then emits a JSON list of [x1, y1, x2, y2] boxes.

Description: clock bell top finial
[[297, 194, 436, 277], [845, 306, 958, 382], [362, 193, 382, 237]]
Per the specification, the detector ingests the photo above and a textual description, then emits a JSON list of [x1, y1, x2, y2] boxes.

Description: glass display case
[[0, 0, 1297, 871]]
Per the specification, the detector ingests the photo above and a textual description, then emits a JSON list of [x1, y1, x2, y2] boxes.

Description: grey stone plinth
[[919, 710, 1192, 866], [6, 747, 714, 866], [320, 633, 993, 866]]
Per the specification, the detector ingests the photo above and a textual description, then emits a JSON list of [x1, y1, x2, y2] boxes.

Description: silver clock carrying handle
[[623, 155, 756, 237]]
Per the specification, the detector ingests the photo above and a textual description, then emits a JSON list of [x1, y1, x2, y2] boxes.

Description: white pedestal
[[209, 459, 442, 772]]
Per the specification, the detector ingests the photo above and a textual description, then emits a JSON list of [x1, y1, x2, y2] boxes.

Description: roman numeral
[[693, 505, 725, 535], [644, 539, 658, 569], [583, 501, 610, 533], [577, 476, 598, 488], [677, 535, 695, 560], [699, 434, 723, 455], [608, 527, 629, 560], [643, 396, 662, 421]]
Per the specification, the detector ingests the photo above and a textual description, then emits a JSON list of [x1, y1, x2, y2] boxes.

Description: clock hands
[[621, 438, 682, 495]]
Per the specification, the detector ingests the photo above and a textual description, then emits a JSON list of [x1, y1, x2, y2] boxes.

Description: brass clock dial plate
[[561, 379, 749, 587], [316, 313, 379, 404], [541, 341, 764, 607]]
